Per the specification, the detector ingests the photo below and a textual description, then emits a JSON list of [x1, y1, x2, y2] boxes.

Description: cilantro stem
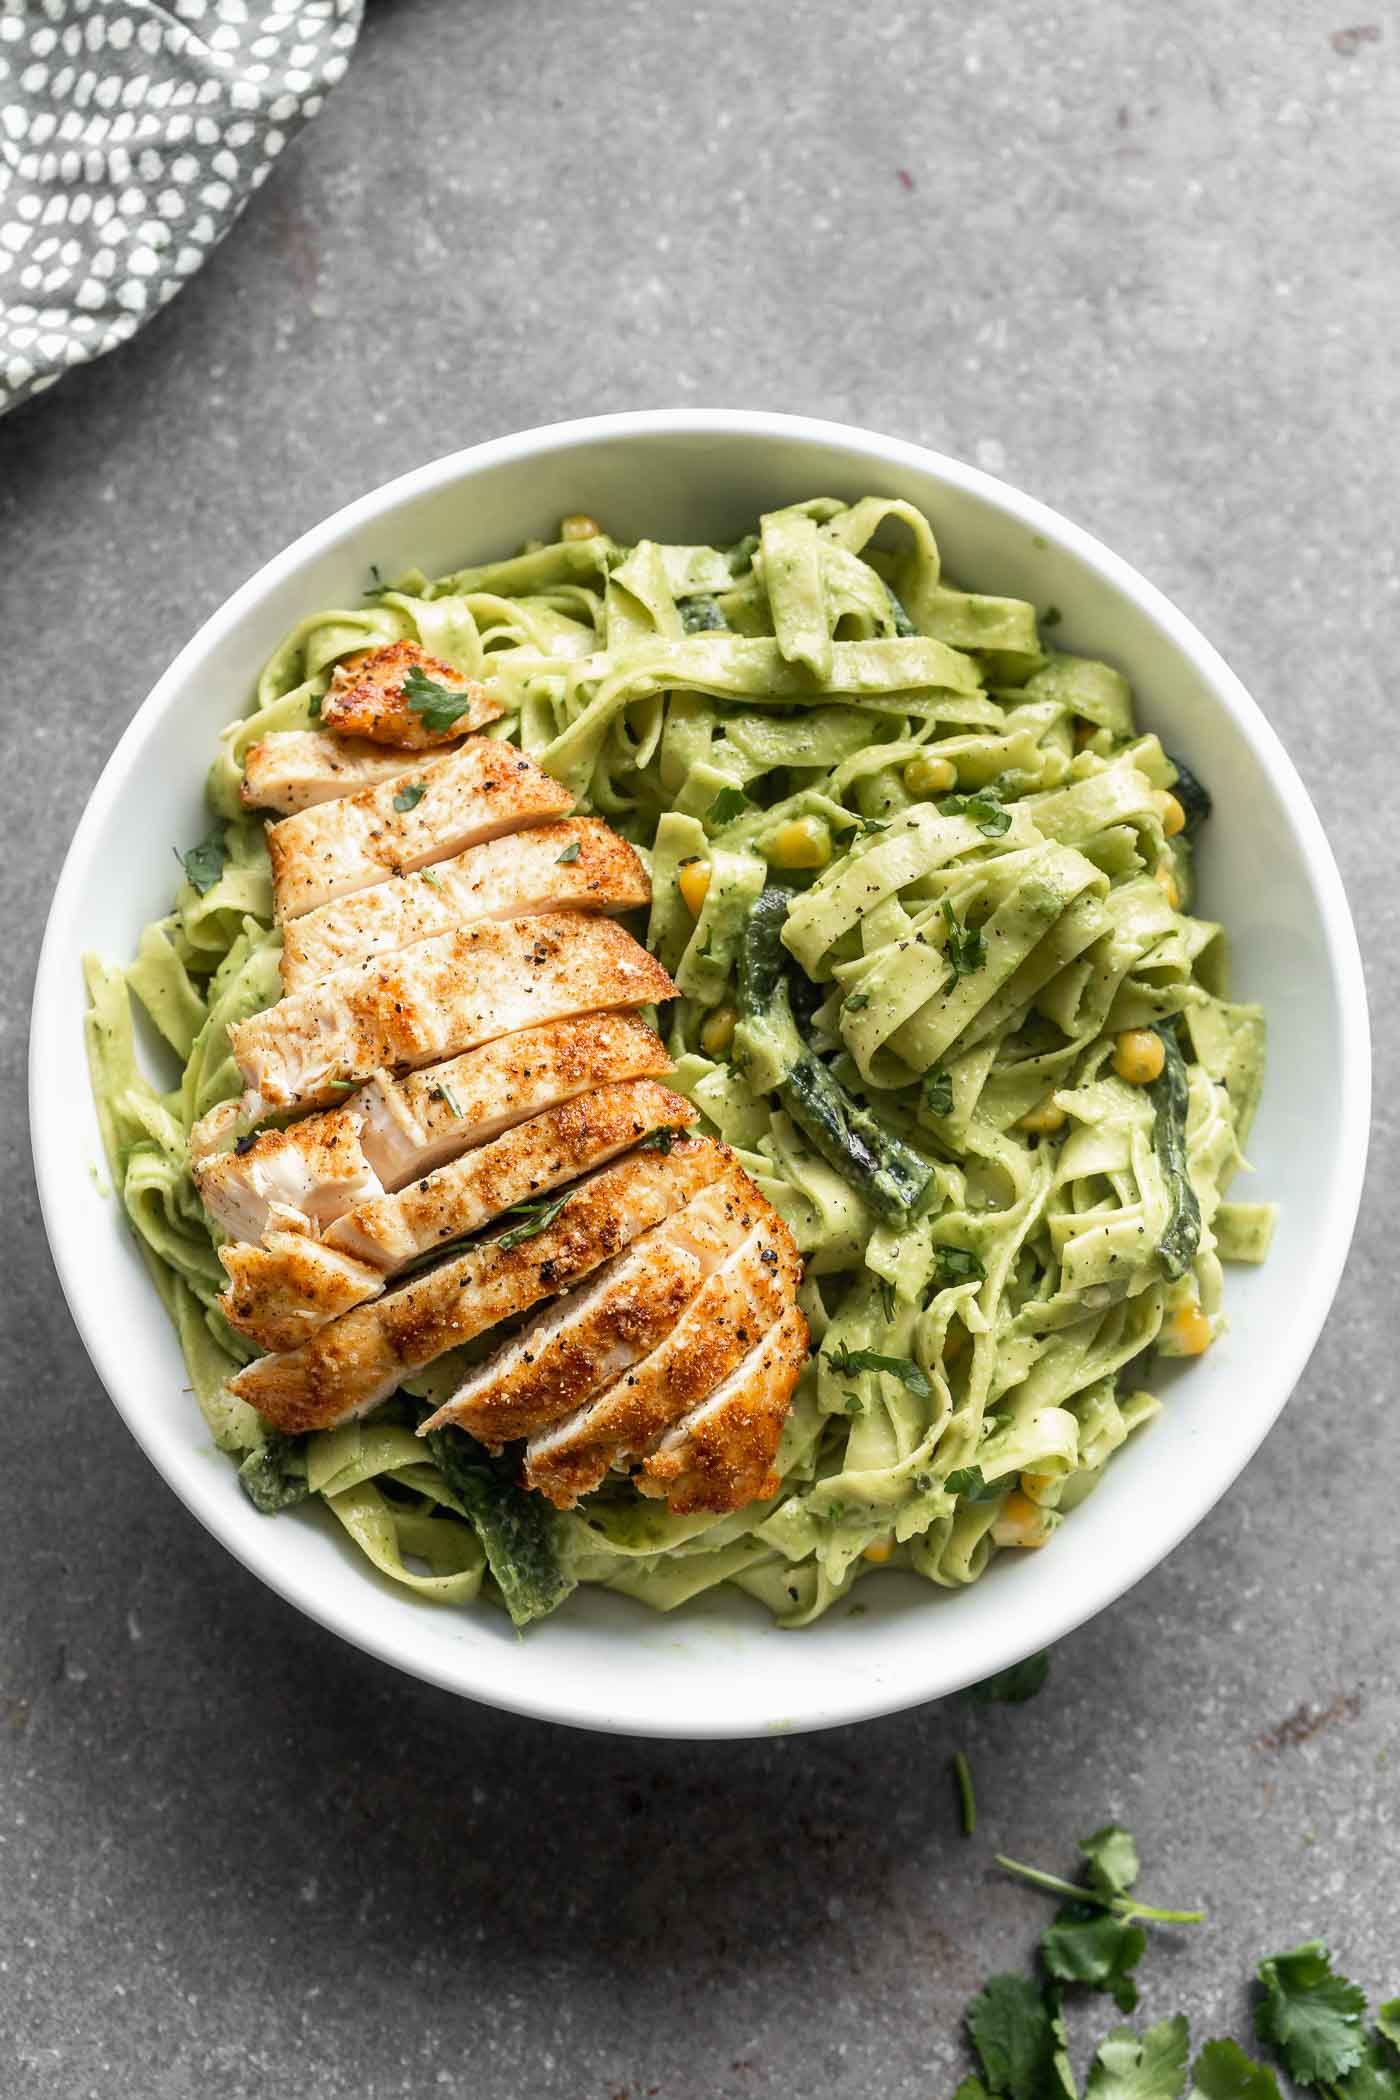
[[993, 1855, 1205, 1925], [953, 1750, 976, 1837]]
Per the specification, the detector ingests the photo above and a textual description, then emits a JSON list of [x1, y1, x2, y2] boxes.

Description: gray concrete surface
[[2, 3, 1397, 2093]]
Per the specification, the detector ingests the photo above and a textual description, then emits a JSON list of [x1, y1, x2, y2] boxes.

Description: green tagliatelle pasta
[[86, 497, 1274, 1628]]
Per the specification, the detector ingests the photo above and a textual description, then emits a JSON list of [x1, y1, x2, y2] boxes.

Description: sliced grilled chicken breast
[[354, 1011, 671, 1189], [216, 1235, 385, 1353], [241, 731, 460, 816], [318, 641, 501, 750], [266, 739, 573, 920], [638, 1300, 809, 1513], [227, 914, 676, 1115], [229, 1134, 731, 1433], [279, 819, 649, 992], [216, 1081, 698, 1350], [420, 1163, 764, 1444], [327, 1079, 696, 1271], [192, 1107, 383, 1243], [524, 1211, 801, 1507]]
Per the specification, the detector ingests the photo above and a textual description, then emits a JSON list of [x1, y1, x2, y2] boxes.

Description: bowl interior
[[31, 413, 1370, 1737]]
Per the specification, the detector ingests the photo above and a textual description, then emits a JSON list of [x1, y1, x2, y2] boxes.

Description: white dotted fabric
[[0, 0, 362, 416]]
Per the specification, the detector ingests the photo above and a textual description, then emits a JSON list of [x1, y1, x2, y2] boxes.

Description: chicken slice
[[192, 1107, 382, 1243], [355, 1010, 671, 1190], [189, 1011, 672, 1234], [420, 1162, 765, 1445], [227, 913, 676, 1116], [318, 640, 501, 750], [229, 1134, 731, 1434], [266, 738, 574, 920], [523, 1210, 802, 1507], [638, 1301, 809, 1513], [326, 1079, 696, 1271], [279, 819, 649, 992], [216, 1080, 698, 1351], [241, 731, 461, 816], [214, 1236, 385, 1353]]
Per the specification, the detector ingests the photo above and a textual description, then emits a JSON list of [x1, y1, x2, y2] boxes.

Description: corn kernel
[[991, 1488, 1051, 1549], [1017, 1096, 1067, 1136], [1155, 789, 1186, 839], [767, 816, 832, 870], [903, 754, 958, 796], [699, 1005, 737, 1058], [677, 859, 712, 915], [1021, 1471, 1057, 1498], [862, 1536, 895, 1565], [560, 512, 603, 541], [1113, 1028, 1166, 1085], [1166, 1304, 1213, 1356], [1154, 861, 1181, 910]]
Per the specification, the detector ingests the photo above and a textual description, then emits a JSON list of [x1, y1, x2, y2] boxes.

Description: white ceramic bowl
[[31, 411, 1370, 1738]]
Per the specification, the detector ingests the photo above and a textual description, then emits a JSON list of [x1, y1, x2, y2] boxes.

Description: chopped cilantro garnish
[[393, 781, 427, 813], [555, 839, 583, 864], [497, 1191, 573, 1252], [844, 991, 871, 1012], [825, 1342, 930, 1400], [637, 1126, 679, 1153], [946, 1465, 1003, 1504], [941, 896, 987, 977], [935, 1244, 986, 1286], [705, 785, 749, 827], [924, 1066, 955, 1117], [942, 783, 1013, 837], [432, 1082, 462, 1118], [877, 1278, 898, 1321], [843, 1391, 864, 1415], [178, 833, 227, 896], [402, 663, 474, 733]]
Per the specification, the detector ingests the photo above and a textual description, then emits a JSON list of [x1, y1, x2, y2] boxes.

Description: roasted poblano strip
[[425, 1421, 575, 1629], [738, 884, 937, 1220], [1150, 1022, 1203, 1279]]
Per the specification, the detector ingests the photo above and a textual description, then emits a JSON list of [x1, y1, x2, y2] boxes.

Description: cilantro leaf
[[1336, 2038, 1400, 2100], [855, 814, 891, 835], [942, 784, 1013, 837], [924, 1066, 955, 1117], [1084, 2018, 1190, 2100], [1188, 2040, 1283, 2100], [1041, 1904, 1146, 2013], [1376, 2008, 1400, 2054], [941, 896, 986, 977], [637, 1126, 678, 1154], [877, 1277, 898, 1321], [946, 1466, 1004, 1504], [956, 2080, 996, 2100], [844, 991, 871, 1011], [967, 1973, 1059, 2100], [555, 839, 582, 864], [1081, 1826, 1141, 1899], [401, 663, 475, 733], [964, 1650, 1051, 1704], [825, 1343, 930, 1400], [496, 1191, 573, 1252], [705, 784, 749, 826], [1255, 1943, 1368, 2088], [392, 781, 426, 813], [178, 832, 227, 896], [935, 1244, 986, 1287]]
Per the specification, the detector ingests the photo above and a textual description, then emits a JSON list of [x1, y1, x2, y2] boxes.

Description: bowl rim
[[30, 408, 1372, 1736]]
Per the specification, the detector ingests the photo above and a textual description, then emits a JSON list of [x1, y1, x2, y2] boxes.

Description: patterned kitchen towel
[[0, 0, 363, 417]]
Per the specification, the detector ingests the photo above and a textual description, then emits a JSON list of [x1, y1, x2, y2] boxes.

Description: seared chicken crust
[[318, 640, 501, 751]]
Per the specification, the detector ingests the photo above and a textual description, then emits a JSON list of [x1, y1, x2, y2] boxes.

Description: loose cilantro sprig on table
[[947, 1817, 1397, 2100], [401, 663, 476, 733]]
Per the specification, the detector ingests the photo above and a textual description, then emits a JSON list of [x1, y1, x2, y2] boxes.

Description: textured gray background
[[2, 3, 1396, 2093]]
